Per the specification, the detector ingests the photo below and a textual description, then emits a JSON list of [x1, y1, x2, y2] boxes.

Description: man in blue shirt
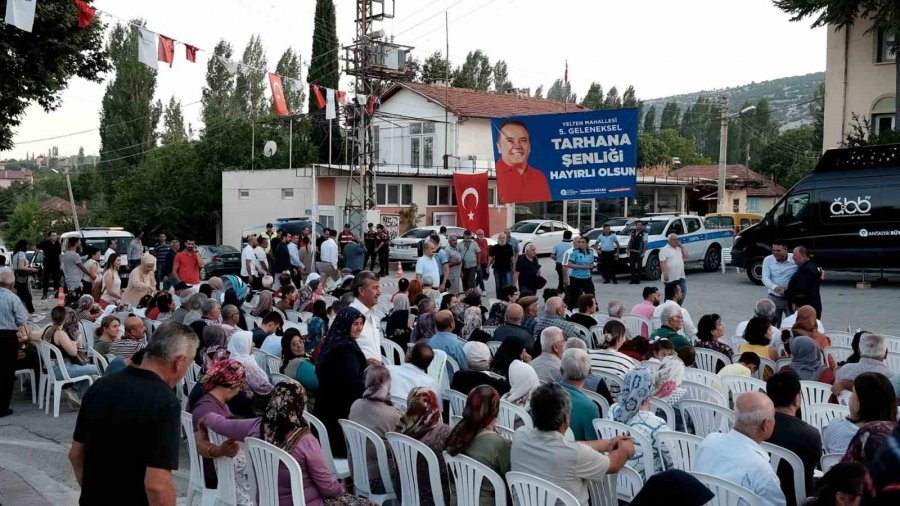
[[761, 240, 797, 327], [0, 271, 29, 417], [596, 224, 620, 285], [415, 240, 441, 287], [551, 231, 573, 292], [427, 310, 468, 378], [565, 237, 596, 307]]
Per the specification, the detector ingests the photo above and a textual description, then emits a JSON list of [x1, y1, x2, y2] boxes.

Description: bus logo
[[830, 196, 872, 216]]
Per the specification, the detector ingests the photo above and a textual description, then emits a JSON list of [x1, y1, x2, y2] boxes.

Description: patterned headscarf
[[445, 385, 500, 455], [653, 356, 686, 399], [222, 275, 249, 302], [63, 307, 81, 343], [789, 335, 826, 381], [401, 387, 443, 440], [251, 290, 274, 317], [501, 360, 540, 407], [199, 359, 245, 393], [305, 317, 325, 353], [202, 325, 227, 350], [77, 295, 94, 313], [612, 367, 654, 424], [262, 382, 311, 451], [362, 365, 393, 403], [315, 307, 363, 367], [461, 306, 482, 340]]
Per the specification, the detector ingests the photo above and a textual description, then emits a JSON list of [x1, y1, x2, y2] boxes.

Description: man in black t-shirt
[[69, 322, 198, 506], [489, 232, 516, 296], [363, 223, 377, 271], [36, 231, 62, 299], [765, 370, 823, 506]]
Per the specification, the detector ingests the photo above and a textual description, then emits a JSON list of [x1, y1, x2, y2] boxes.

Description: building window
[[319, 215, 334, 229], [427, 185, 457, 206], [372, 125, 380, 163], [873, 113, 895, 136], [238, 189, 250, 199], [877, 28, 896, 63], [732, 198, 740, 213], [281, 188, 295, 199], [376, 183, 413, 206], [488, 188, 496, 206], [747, 197, 762, 213], [409, 121, 435, 168]]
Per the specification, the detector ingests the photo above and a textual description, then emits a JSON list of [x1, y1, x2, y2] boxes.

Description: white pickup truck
[[616, 215, 735, 280]]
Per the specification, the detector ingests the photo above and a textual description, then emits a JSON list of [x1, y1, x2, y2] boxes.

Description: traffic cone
[[56, 287, 65, 306], [396, 262, 404, 278]]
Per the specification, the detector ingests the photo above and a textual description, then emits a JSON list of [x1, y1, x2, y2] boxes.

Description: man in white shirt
[[693, 391, 786, 506], [349, 271, 382, 364], [761, 241, 797, 326], [415, 240, 441, 287], [652, 282, 697, 337], [317, 229, 339, 284], [659, 233, 689, 304], [240, 235, 259, 285], [102, 239, 118, 267], [254, 238, 270, 279], [388, 342, 440, 400]]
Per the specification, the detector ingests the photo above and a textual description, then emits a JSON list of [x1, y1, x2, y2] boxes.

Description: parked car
[[602, 217, 635, 233], [704, 212, 763, 235], [390, 226, 496, 262], [198, 245, 241, 280], [616, 215, 734, 279], [497, 220, 580, 255], [61, 228, 135, 286]]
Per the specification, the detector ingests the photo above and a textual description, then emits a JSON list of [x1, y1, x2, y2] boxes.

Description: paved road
[[3, 260, 898, 503]]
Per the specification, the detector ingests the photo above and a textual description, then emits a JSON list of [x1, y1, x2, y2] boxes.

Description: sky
[[2, 0, 826, 160]]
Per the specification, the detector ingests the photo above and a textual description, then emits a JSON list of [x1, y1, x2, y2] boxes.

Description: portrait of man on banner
[[494, 120, 552, 204]]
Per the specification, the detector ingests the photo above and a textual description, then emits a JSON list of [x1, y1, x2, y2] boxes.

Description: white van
[[61, 228, 136, 283]]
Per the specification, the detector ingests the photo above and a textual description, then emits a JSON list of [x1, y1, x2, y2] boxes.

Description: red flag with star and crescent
[[268, 73, 289, 116], [453, 172, 489, 235]]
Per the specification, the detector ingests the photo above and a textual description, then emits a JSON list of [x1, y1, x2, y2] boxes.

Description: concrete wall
[[221, 169, 313, 247], [824, 19, 896, 149]]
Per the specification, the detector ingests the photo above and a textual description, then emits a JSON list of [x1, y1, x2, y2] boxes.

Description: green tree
[[99, 22, 162, 181], [756, 125, 818, 188], [276, 48, 305, 113], [161, 97, 186, 145], [534, 85, 544, 99], [452, 50, 492, 90], [0, 0, 109, 151], [810, 81, 825, 151], [602, 86, 622, 109], [546, 79, 576, 102], [420, 51, 451, 84], [493, 60, 513, 93], [3, 200, 74, 245], [232, 35, 269, 118], [307, 0, 341, 163], [622, 86, 640, 108], [637, 131, 669, 166], [775, 0, 900, 129], [660, 102, 680, 130], [642, 105, 657, 132], [202, 40, 238, 126], [581, 83, 604, 110]]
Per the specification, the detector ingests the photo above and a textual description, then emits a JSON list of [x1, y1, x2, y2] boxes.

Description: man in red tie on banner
[[494, 120, 551, 204]]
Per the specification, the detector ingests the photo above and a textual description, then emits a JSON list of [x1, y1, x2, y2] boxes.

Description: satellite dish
[[263, 140, 277, 157]]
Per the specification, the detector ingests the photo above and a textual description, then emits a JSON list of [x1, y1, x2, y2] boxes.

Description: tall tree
[[642, 105, 657, 132], [0, 0, 109, 151], [622, 86, 640, 108], [307, 0, 341, 163], [276, 48, 305, 114], [452, 50, 492, 90], [162, 97, 186, 145], [775, 0, 900, 129], [420, 51, 451, 84], [202, 40, 238, 128], [232, 35, 269, 118], [98, 22, 162, 179], [603, 86, 622, 109], [660, 102, 680, 130], [546, 79, 576, 102], [534, 85, 544, 99], [581, 83, 604, 110], [810, 81, 825, 152], [493, 60, 513, 93]]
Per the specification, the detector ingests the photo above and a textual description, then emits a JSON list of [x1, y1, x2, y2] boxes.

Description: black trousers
[[378, 248, 389, 275], [15, 281, 34, 314], [629, 251, 643, 282], [601, 251, 617, 282], [364, 247, 377, 271], [0, 330, 20, 412], [566, 276, 595, 307], [42, 265, 60, 297], [555, 262, 566, 291]]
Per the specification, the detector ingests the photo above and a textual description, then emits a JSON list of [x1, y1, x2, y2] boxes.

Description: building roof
[[674, 164, 785, 197], [381, 82, 586, 119], [0, 169, 33, 180]]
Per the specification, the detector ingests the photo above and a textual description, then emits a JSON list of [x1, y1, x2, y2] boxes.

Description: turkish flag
[[158, 35, 175, 67], [269, 73, 289, 116], [185, 44, 198, 63], [311, 84, 326, 109], [73, 0, 97, 28], [453, 172, 490, 235]]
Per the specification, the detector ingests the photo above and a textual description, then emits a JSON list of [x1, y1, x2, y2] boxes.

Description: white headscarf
[[227, 330, 254, 358], [501, 360, 540, 408], [305, 273, 321, 287], [463, 341, 491, 372]]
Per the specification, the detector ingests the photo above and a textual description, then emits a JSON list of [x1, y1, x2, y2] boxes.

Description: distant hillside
[[644, 71, 824, 130]]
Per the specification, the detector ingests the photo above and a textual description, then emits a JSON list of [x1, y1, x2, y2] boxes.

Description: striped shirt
[[109, 339, 144, 359], [588, 348, 638, 379]]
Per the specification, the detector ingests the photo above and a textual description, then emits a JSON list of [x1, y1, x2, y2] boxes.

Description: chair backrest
[[824, 331, 853, 348], [302, 411, 342, 478], [447, 390, 468, 419], [755, 358, 777, 380], [676, 399, 735, 438], [381, 339, 406, 366], [761, 441, 806, 506], [806, 403, 850, 435], [655, 431, 703, 471], [581, 389, 610, 419], [593, 370, 625, 402], [614, 465, 644, 502], [284, 310, 302, 323], [245, 437, 306, 506], [338, 419, 396, 500], [692, 471, 761, 506], [824, 346, 853, 365], [79, 320, 98, 352], [886, 352, 900, 374], [681, 380, 728, 406], [820, 453, 842, 473], [443, 356, 461, 391], [265, 355, 282, 377], [589, 325, 605, 348], [799, 381, 832, 425], [505, 471, 579, 506], [776, 358, 792, 372], [392, 394, 409, 411], [271, 373, 299, 386], [387, 432, 446, 506], [587, 473, 618, 506], [186, 361, 201, 384], [694, 348, 731, 373], [496, 425, 515, 441], [648, 397, 677, 431], [593, 419, 656, 478], [89, 348, 108, 374], [623, 315, 650, 339], [487, 341, 502, 356], [498, 400, 533, 430], [40, 341, 70, 381], [180, 412, 204, 488], [684, 368, 723, 392], [444, 451, 507, 506], [427, 349, 448, 386], [883, 335, 900, 355], [720, 374, 766, 404], [481, 326, 498, 337], [570, 324, 591, 346], [641, 360, 661, 373], [207, 428, 238, 505]]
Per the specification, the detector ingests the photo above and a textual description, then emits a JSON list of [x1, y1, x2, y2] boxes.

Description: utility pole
[[64, 167, 80, 231], [717, 95, 729, 213]]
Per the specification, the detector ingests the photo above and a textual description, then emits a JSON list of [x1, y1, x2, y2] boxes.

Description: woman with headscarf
[[281, 328, 318, 393], [75, 294, 98, 323], [207, 276, 224, 303], [222, 274, 250, 304], [251, 290, 274, 318], [226, 330, 274, 398], [444, 385, 510, 505], [349, 365, 403, 493], [385, 294, 412, 347], [306, 316, 326, 363], [792, 305, 831, 350], [785, 335, 835, 383], [203, 382, 372, 506], [313, 307, 368, 458], [197, 325, 228, 367], [609, 367, 672, 479], [490, 340, 531, 379], [176, 292, 207, 326], [461, 306, 490, 342], [653, 356, 689, 431], [451, 342, 510, 395], [501, 360, 540, 410], [121, 253, 156, 306], [485, 285, 519, 326], [397, 387, 451, 505]]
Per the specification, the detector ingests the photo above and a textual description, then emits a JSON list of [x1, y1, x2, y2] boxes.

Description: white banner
[[137, 27, 158, 69], [5, 0, 36, 32], [325, 88, 336, 120]]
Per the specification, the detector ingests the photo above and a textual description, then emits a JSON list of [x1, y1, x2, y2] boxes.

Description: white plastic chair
[[593, 419, 657, 478], [776, 358, 792, 372], [655, 431, 702, 471], [496, 425, 515, 441], [761, 442, 806, 506], [381, 338, 406, 366], [593, 370, 625, 401], [649, 397, 677, 431], [181, 412, 211, 506], [79, 320, 98, 352], [623, 315, 651, 338], [284, 310, 303, 323], [582, 388, 610, 419], [569, 324, 591, 346], [303, 411, 350, 479], [641, 360, 661, 373], [824, 331, 853, 348], [486, 341, 502, 356], [264, 355, 282, 377], [720, 374, 766, 405], [427, 349, 448, 386], [447, 389, 468, 419], [676, 399, 735, 437], [755, 357, 778, 380], [614, 465, 644, 502], [245, 437, 305, 506], [886, 352, 900, 374], [589, 325, 606, 348], [186, 361, 201, 384], [588, 473, 618, 506], [481, 326, 498, 338], [681, 379, 728, 406], [799, 381, 832, 425], [806, 403, 850, 435], [387, 432, 446, 506], [692, 471, 761, 506], [443, 355, 460, 393], [270, 372, 299, 386], [505, 471, 579, 506], [498, 400, 533, 429], [684, 368, 723, 392], [820, 453, 842, 473], [14, 368, 36, 404], [39, 341, 95, 417], [392, 394, 408, 411], [695, 348, 731, 373], [824, 346, 853, 364], [89, 348, 108, 375], [207, 429, 240, 506], [339, 419, 397, 505]]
